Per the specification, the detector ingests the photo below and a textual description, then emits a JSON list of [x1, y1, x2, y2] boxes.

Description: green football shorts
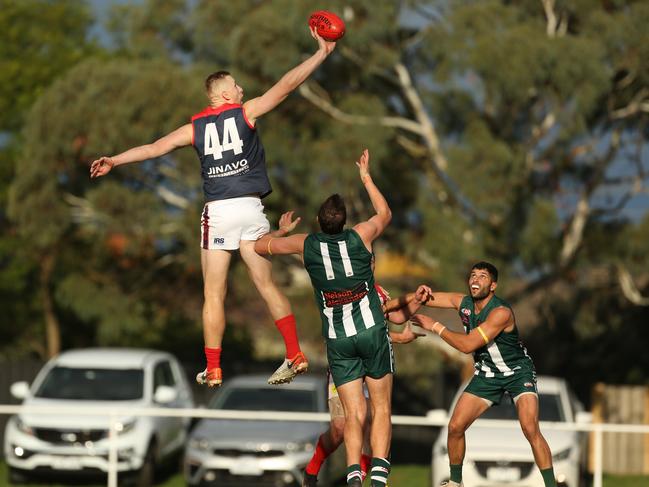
[[326, 324, 394, 388], [464, 364, 538, 405]]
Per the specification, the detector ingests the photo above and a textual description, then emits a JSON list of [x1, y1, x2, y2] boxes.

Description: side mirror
[[10, 382, 30, 400], [575, 411, 592, 424], [154, 385, 178, 404], [426, 409, 448, 425]]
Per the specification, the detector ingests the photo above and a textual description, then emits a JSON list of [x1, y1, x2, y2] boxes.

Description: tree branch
[[617, 264, 649, 306], [394, 63, 448, 171], [541, 0, 558, 37], [298, 83, 424, 134], [610, 88, 649, 119], [541, 0, 567, 38]]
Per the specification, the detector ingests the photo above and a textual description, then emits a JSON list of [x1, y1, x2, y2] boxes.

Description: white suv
[[4, 348, 194, 486], [430, 375, 591, 487]]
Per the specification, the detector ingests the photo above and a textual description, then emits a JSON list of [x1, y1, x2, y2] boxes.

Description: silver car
[[430, 375, 591, 487], [184, 374, 344, 487]]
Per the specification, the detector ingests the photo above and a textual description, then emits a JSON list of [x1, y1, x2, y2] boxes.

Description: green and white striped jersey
[[459, 295, 534, 378], [303, 229, 385, 339]]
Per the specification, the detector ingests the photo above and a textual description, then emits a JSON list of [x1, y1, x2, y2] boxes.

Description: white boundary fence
[[1, 404, 648, 487]]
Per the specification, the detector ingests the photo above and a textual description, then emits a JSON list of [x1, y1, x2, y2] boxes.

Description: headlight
[[114, 420, 136, 435], [286, 440, 314, 453], [15, 418, 34, 436], [188, 437, 210, 451], [553, 448, 572, 461]]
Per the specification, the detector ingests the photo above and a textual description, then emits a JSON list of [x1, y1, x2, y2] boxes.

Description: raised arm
[[90, 124, 193, 178], [352, 149, 392, 248], [243, 27, 335, 123], [410, 306, 513, 354], [422, 291, 465, 310]]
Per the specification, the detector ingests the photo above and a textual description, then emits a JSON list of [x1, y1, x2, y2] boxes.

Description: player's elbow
[[388, 312, 407, 324], [377, 208, 392, 226], [458, 342, 475, 354]]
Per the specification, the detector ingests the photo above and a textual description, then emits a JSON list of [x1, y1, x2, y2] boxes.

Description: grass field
[[1, 461, 648, 487]]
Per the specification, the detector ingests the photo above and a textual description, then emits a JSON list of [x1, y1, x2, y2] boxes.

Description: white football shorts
[[200, 196, 270, 250]]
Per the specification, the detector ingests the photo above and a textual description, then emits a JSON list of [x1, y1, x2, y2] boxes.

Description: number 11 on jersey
[[204, 117, 244, 160]]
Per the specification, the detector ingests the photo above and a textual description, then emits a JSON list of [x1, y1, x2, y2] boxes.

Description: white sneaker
[[441, 481, 463, 487], [267, 352, 308, 385]]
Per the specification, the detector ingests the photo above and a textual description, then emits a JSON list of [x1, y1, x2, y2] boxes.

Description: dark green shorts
[[464, 365, 538, 405], [326, 324, 394, 388]]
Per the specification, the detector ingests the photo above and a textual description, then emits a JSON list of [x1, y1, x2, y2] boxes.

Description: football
[[308, 10, 346, 42]]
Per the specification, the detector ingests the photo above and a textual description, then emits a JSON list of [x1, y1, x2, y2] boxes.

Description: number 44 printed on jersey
[[204, 118, 243, 159]]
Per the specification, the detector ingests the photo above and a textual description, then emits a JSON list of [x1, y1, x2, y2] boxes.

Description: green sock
[[450, 463, 463, 483], [540, 467, 557, 487], [370, 457, 391, 487], [346, 464, 362, 485]]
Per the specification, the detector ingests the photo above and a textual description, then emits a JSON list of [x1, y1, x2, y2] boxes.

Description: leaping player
[[90, 26, 336, 387]]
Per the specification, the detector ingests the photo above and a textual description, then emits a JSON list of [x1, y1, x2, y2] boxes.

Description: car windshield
[[34, 367, 144, 401], [480, 393, 565, 422], [211, 387, 317, 412]]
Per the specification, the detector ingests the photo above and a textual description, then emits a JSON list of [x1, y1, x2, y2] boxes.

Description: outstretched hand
[[355, 149, 370, 181], [409, 313, 437, 332], [393, 322, 426, 344], [90, 156, 114, 178], [310, 26, 336, 55], [278, 211, 301, 235]]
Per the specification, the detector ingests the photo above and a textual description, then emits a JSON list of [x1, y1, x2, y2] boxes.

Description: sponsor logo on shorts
[[213, 237, 225, 245]]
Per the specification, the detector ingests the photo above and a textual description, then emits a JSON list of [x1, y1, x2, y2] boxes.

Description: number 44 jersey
[[191, 104, 272, 202]]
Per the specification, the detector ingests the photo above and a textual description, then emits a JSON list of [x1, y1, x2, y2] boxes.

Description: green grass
[[1, 461, 648, 487], [602, 474, 649, 487]]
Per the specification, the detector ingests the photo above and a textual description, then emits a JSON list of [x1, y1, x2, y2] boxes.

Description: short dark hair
[[471, 261, 498, 281], [318, 194, 347, 234], [205, 71, 230, 92]]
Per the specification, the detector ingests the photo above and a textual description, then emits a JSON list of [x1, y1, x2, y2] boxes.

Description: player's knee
[[371, 402, 391, 419], [345, 405, 367, 425], [203, 284, 226, 301], [448, 418, 468, 437]]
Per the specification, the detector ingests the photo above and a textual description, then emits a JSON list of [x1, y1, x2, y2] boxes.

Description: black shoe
[[302, 471, 318, 487], [347, 479, 362, 487]]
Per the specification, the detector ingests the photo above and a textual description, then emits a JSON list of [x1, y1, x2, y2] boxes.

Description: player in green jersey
[[255, 149, 397, 487], [410, 262, 557, 487]]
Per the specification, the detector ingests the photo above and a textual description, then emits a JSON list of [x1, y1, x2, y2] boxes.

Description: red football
[[308, 10, 345, 42]]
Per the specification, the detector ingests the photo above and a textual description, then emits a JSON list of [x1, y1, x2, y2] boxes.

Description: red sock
[[360, 454, 371, 479], [305, 435, 331, 476], [204, 347, 221, 370], [274, 314, 301, 358]]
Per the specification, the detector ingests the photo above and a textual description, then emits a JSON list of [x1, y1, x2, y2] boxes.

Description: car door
[[152, 359, 183, 455]]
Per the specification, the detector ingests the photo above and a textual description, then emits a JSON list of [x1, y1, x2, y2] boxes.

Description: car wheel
[[133, 441, 157, 487], [8, 467, 29, 485]]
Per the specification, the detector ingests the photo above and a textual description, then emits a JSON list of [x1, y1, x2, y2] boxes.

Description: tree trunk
[[40, 253, 60, 358]]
